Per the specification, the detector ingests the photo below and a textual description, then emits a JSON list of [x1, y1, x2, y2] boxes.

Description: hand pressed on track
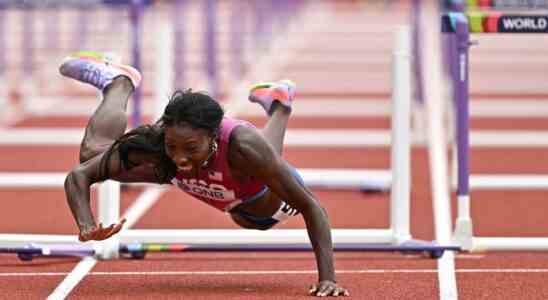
[[78, 219, 127, 242], [309, 280, 350, 297]]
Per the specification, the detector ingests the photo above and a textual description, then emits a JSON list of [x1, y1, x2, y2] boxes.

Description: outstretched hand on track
[[79, 219, 127, 242], [309, 280, 350, 297]]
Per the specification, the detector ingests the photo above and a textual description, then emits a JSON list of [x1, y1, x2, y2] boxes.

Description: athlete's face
[[164, 124, 215, 174]]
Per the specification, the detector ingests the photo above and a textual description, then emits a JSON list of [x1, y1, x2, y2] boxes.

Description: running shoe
[[248, 79, 296, 115], [59, 51, 141, 90]]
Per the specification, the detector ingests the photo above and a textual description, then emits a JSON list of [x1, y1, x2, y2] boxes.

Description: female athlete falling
[[61, 51, 349, 297]]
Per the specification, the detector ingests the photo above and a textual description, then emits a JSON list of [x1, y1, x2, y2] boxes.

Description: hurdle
[[6, 241, 461, 261], [443, 7, 548, 251], [0, 25, 460, 260]]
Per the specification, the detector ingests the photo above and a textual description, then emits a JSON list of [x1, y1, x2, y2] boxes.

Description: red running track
[[4, 1, 548, 299]]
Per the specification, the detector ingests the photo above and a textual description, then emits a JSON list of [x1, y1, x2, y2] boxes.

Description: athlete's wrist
[[78, 221, 96, 233]]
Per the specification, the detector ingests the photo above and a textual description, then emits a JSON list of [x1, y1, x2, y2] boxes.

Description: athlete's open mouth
[[177, 165, 193, 172]]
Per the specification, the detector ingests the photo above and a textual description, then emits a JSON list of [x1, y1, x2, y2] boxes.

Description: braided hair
[[100, 89, 224, 183]]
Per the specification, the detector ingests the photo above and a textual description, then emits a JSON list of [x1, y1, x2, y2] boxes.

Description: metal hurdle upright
[[443, 2, 548, 251]]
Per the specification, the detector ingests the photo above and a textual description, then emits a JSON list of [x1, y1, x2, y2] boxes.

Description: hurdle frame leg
[[447, 15, 475, 252], [97, 180, 120, 259], [390, 25, 412, 243]]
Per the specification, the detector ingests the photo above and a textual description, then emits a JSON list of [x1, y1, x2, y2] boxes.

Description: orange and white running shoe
[[248, 79, 296, 115], [59, 51, 142, 90]]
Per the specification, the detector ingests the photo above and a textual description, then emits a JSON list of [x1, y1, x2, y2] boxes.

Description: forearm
[[64, 171, 96, 231], [303, 205, 336, 282]]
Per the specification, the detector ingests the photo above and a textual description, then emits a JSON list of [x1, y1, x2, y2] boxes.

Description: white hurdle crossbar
[[0, 26, 413, 256]]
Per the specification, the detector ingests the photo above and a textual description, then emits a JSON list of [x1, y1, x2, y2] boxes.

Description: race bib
[[174, 178, 236, 202]]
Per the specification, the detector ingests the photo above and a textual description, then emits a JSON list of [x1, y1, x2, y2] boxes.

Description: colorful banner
[[443, 12, 548, 33]]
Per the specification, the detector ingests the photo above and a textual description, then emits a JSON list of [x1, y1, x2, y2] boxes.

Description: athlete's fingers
[[95, 224, 112, 240], [308, 284, 318, 295], [104, 222, 124, 239], [334, 287, 349, 297], [98, 223, 118, 240], [100, 219, 127, 240], [111, 219, 126, 234], [316, 284, 335, 297], [100, 226, 115, 240], [110, 222, 124, 235], [95, 223, 105, 236]]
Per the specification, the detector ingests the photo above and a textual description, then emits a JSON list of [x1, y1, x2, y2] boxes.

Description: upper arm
[[229, 127, 318, 213]]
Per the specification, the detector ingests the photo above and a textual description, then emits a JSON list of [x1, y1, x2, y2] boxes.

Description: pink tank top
[[170, 117, 267, 212]]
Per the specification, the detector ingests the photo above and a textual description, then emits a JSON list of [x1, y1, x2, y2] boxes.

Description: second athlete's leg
[[59, 51, 141, 162], [80, 77, 134, 162]]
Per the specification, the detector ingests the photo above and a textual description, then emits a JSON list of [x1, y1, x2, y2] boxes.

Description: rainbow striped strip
[[465, 0, 492, 9], [465, 0, 548, 9], [443, 12, 548, 33], [124, 243, 189, 253]]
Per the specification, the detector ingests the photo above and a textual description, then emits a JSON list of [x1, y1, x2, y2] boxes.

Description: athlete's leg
[[79, 77, 134, 163], [59, 51, 141, 162], [248, 80, 295, 155], [261, 103, 290, 155]]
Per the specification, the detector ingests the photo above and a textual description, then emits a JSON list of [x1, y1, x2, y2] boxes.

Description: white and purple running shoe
[[59, 51, 141, 90]]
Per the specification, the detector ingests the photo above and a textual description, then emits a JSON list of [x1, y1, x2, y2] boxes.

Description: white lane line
[[455, 254, 485, 259], [438, 252, 458, 300], [5, 268, 548, 277], [46, 256, 97, 300], [421, 2, 458, 298]]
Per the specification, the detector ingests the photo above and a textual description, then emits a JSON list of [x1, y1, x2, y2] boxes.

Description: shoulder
[[229, 124, 270, 155], [219, 117, 254, 137], [227, 124, 277, 172], [228, 125, 256, 155], [230, 124, 258, 143]]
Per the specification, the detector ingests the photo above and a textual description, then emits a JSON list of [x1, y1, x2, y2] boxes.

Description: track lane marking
[[4, 268, 548, 277], [46, 256, 97, 300]]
